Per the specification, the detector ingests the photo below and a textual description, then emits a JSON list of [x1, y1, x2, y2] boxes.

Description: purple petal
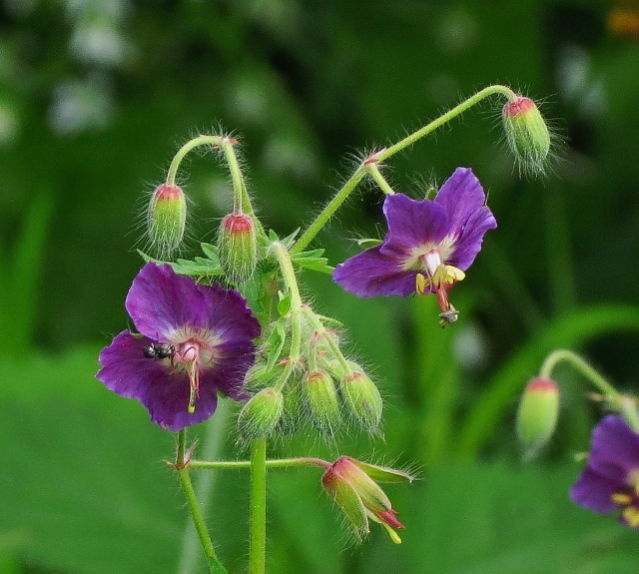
[[97, 330, 219, 431], [333, 246, 417, 297], [383, 194, 449, 252], [126, 263, 209, 340], [570, 466, 619, 514], [588, 416, 639, 478], [434, 168, 487, 232], [447, 206, 497, 270], [204, 338, 257, 400], [196, 283, 261, 343]]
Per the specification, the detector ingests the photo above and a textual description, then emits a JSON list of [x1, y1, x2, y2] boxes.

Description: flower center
[[168, 334, 218, 414], [415, 251, 465, 327], [611, 473, 639, 528]]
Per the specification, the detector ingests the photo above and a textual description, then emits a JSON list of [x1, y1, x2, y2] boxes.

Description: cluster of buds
[[239, 305, 383, 440]]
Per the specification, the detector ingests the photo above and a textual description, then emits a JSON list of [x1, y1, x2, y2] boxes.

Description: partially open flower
[[570, 416, 639, 528], [97, 263, 260, 431], [322, 456, 413, 544], [333, 168, 496, 325]]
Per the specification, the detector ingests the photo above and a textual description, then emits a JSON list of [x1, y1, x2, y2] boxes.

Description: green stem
[[366, 163, 396, 195], [376, 85, 515, 161], [175, 430, 227, 573], [249, 438, 267, 574], [189, 457, 330, 470], [291, 84, 516, 254], [540, 349, 639, 432], [166, 135, 224, 186]]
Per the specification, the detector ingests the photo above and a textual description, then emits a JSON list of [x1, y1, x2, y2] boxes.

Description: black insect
[[143, 342, 176, 360]]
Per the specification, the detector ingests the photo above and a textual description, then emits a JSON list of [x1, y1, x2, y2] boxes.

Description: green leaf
[[291, 249, 334, 274]]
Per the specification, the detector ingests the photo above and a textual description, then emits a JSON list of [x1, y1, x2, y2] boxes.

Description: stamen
[[612, 492, 632, 505]]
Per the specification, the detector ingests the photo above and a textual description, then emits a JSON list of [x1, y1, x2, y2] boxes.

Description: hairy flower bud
[[502, 96, 551, 176], [238, 387, 283, 439], [218, 213, 258, 283], [147, 183, 187, 257], [305, 370, 341, 434], [340, 367, 383, 432], [516, 377, 560, 459]]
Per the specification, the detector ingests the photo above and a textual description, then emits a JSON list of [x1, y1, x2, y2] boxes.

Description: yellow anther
[[622, 506, 639, 528], [612, 493, 632, 505]]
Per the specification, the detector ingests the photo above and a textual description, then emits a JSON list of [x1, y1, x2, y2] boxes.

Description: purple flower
[[333, 167, 496, 325], [570, 415, 639, 528], [97, 263, 260, 431]]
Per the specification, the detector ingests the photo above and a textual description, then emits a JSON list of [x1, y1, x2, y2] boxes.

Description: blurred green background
[[3, 0, 639, 572]]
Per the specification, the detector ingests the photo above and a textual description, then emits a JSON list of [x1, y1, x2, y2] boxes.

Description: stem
[[269, 241, 304, 391], [366, 163, 396, 195], [249, 438, 267, 574], [175, 429, 227, 573], [178, 401, 232, 574], [292, 84, 516, 254], [166, 135, 224, 186], [376, 84, 515, 162], [540, 349, 639, 431], [189, 457, 330, 470]]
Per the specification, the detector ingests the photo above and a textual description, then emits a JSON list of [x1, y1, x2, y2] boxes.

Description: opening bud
[[217, 213, 258, 283], [340, 366, 383, 432], [304, 370, 341, 434], [502, 96, 551, 176], [516, 377, 560, 459], [238, 387, 283, 439], [322, 456, 411, 544], [147, 183, 187, 257]]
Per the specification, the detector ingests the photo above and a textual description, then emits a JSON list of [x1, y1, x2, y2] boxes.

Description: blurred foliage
[[2, 0, 639, 572]]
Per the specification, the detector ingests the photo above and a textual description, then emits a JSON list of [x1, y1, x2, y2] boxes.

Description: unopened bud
[[341, 367, 383, 432], [305, 370, 341, 434], [238, 387, 283, 439], [147, 183, 187, 257], [516, 377, 560, 459], [502, 96, 551, 176], [218, 213, 257, 283]]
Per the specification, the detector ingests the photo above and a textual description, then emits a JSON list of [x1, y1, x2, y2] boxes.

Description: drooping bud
[[147, 183, 187, 257], [217, 213, 258, 283], [516, 377, 560, 459], [304, 370, 341, 434], [238, 387, 283, 439], [340, 366, 383, 432], [502, 96, 551, 176], [322, 456, 411, 544]]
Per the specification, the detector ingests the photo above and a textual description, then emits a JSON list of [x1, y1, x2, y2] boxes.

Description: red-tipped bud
[[218, 213, 257, 283], [305, 370, 341, 434], [237, 387, 283, 439], [147, 183, 187, 257], [322, 456, 412, 544], [340, 366, 383, 432], [502, 96, 551, 176], [517, 377, 560, 459]]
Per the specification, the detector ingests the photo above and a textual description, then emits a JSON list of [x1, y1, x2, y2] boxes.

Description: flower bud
[[502, 96, 551, 176], [147, 183, 187, 256], [217, 213, 257, 283], [322, 456, 410, 544], [238, 387, 283, 439], [305, 370, 341, 434], [340, 367, 383, 432], [516, 377, 560, 459]]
